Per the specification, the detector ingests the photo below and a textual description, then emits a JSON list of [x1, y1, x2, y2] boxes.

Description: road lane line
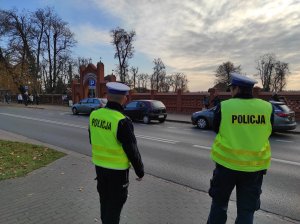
[[0, 113, 181, 144], [193, 145, 211, 150], [271, 158, 300, 166], [136, 134, 179, 144], [193, 145, 300, 167], [275, 140, 293, 143], [2, 113, 299, 165], [0, 113, 87, 129]]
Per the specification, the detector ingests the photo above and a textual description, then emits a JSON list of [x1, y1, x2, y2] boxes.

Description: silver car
[[271, 100, 297, 131], [191, 101, 297, 132], [72, 98, 107, 115]]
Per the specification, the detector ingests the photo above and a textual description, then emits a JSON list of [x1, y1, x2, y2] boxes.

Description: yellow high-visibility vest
[[90, 108, 130, 170], [211, 98, 272, 172]]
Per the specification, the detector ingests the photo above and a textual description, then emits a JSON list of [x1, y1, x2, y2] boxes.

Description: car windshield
[[151, 101, 165, 108]]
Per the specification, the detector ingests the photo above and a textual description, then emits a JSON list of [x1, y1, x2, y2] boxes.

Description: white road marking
[[136, 134, 179, 144], [0, 113, 88, 129], [167, 127, 176, 129], [193, 145, 211, 150], [2, 113, 299, 166], [272, 158, 300, 167], [193, 145, 300, 167], [0, 113, 179, 144], [275, 140, 293, 143]]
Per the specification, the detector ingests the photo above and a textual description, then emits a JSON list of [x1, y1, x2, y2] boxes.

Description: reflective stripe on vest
[[90, 108, 130, 170], [211, 98, 272, 172]]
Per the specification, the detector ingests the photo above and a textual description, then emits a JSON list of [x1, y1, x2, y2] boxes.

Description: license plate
[[159, 115, 164, 118]]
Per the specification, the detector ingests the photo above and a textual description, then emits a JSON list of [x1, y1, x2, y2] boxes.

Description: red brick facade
[[68, 62, 299, 121], [128, 88, 300, 121]]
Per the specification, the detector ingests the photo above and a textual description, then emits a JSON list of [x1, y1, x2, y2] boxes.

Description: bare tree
[[160, 75, 172, 92], [0, 8, 76, 93], [215, 61, 241, 87], [110, 27, 135, 83], [0, 9, 35, 87], [170, 72, 188, 92], [152, 58, 166, 91], [30, 7, 50, 91], [136, 73, 149, 92], [255, 53, 276, 92], [129, 66, 138, 89], [272, 61, 289, 92], [42, 10, 76, 93]]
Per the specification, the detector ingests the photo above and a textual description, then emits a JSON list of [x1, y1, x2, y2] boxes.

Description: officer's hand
[[136, 177, 143, 181]]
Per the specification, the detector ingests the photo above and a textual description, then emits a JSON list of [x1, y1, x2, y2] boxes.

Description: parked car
[[72, 98, 107, 115], [271, 100, 297, 132], [191, 107, 216, 129], [124, 100, 167, 124], [191, 101, 297, 132]]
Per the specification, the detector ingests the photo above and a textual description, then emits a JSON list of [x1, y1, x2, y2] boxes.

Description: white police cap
[[106, 82, 130, 95], [229, 72, 258, 88]]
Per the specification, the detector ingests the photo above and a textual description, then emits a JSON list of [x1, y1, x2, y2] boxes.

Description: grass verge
[[0, 140, 65, 181]]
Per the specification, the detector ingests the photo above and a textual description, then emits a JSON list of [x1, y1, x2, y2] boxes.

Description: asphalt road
[[0, 105, 299, 222]]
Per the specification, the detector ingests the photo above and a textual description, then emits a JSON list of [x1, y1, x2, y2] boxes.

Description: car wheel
[[196, 117, 208, 129], [72, 107, 78, 115], [143, 115, 150, 124], [159, 119, 165, 123]]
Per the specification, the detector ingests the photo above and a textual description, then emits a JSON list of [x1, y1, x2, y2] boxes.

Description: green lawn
[[0, 140, 65, 180]]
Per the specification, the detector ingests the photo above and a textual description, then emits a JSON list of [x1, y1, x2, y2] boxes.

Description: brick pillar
[[253, 86, 261, 98], [128, 90, 133, 102], [176, 89, 182, 113], [208, 88, 216, 108], [97, 62, 104, 82], [97, 62, 104, 97], [71, 79, 78, 102], [150, 90, 156, 100], [79, 65, 86, 101]]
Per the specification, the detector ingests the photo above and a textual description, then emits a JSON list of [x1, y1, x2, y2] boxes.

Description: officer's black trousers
[[95, 166, 129, 224], [207, 164, 265, 224]]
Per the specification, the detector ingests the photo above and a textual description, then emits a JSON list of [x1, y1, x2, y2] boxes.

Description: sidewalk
[[1, 102, 300, 223], [0, 132, 299, 223]]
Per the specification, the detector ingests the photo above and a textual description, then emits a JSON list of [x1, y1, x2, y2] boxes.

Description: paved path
[[0, 103, 299, 223]]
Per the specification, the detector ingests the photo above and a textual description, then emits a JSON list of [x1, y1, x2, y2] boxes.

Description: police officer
[[89, 82, 144, 224], [207, 73, 274, 224]]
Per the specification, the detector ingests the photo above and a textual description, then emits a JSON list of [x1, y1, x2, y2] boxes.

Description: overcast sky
[[1, 0, 300, 91]]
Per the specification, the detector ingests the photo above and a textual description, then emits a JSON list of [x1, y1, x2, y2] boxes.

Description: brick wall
[[12, 89, 299, 121], [129, 89, 300, 121]]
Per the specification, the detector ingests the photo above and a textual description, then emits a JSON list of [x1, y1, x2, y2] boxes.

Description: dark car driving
[[72, 98, 107, 115], [124, 100, 167, 124], [191, 101, 297, 132]]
